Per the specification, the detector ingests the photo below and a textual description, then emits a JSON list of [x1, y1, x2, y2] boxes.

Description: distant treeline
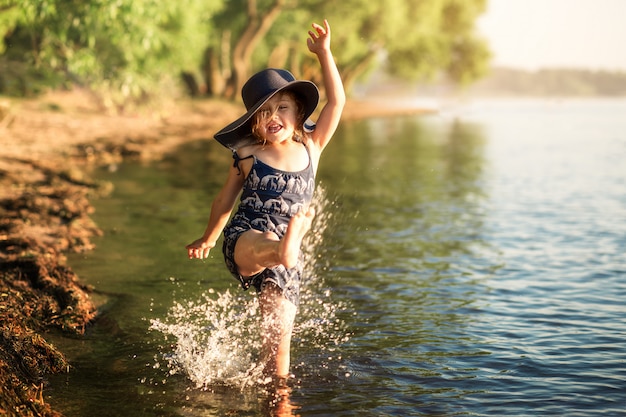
[[469, 67, 626, 97], [1, 0, 490, 110]]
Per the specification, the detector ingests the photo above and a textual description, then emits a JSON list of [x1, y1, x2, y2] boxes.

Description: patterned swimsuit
[[222, 143, 315, 306]]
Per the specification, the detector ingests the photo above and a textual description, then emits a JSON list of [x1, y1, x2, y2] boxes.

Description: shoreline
[[0, 89, 429, 416]]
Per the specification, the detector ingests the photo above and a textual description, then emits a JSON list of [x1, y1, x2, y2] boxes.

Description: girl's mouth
[[267, 123, 282, 134]]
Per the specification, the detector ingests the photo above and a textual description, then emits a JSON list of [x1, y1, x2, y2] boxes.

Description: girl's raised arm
[[306, 20, 346, 153]]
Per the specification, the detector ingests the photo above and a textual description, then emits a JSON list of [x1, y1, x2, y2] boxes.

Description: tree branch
[[229, 0, 285, 97], [0, 4, 18, 13]]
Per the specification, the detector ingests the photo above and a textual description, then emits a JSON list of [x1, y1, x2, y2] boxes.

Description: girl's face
[[253, 92, 301, 144]]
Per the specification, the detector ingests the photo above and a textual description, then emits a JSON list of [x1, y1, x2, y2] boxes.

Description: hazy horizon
[[478, 0, 626, 72]]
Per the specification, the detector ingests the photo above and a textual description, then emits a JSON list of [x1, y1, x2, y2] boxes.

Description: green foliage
[[379, 0, 490, 84], [1, 0, 490, 103], [1, 0, 224, 106], [260, 0, 490, 89], [0, 1, 20, 55]]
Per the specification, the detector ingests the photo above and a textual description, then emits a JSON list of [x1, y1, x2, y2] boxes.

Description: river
[[48, 98, 626, 416]]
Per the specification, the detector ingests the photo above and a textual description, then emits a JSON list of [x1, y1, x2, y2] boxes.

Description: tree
[[206, 0, 491, 97], [1, 0, 224, 107], [313, 0, 491, 87], [2, 0, 490, 103], [203, 0, 291, 99]]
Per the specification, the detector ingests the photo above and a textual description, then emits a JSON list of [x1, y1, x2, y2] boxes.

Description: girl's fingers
[[311, 22, 325, 35]]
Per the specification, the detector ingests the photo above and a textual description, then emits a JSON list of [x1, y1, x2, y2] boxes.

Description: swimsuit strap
[[232, 142, 310, 175], [232, 151, 254, 175]]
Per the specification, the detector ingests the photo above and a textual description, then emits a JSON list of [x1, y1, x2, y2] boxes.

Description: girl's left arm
[[307, 20, 346, 153]]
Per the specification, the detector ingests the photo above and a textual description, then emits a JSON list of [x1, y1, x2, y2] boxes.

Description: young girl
[[186, 20, 345, 381]]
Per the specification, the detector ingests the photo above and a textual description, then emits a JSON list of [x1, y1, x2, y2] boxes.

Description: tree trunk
[[181, 71, 200, 97], [203, 29, 232, 97], [227, 0, 285, 98], [341, 50, 380, 94], [268, 42, 290, 70]]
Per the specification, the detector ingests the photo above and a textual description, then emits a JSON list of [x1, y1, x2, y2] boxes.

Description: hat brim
[[214, 81, 319, 150]]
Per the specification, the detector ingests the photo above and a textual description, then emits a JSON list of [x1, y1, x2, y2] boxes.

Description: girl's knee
[[237, 229, 278, 249], [233, 230, 281, 276]]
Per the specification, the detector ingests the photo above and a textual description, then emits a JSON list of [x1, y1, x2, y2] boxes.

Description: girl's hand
[[307, 19, 331, 55], [186, 238, 214, 259]]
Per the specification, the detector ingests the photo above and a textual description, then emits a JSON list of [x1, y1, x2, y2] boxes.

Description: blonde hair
[[251, 91, 306, 144]]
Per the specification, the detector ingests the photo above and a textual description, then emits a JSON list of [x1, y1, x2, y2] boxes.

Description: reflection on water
[[48, 100, 626, 416]]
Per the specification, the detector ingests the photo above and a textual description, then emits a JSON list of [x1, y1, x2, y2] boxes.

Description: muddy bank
[[0, 158, 99, 416], [0, 89, 244, 416], [0, 89, 428, 416]]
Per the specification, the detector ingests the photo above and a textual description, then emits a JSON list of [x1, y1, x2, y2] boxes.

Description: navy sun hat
[[214, 68, 319, 150]]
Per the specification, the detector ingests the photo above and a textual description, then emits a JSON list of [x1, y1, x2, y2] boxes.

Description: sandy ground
[[0, 89, 428, 416]]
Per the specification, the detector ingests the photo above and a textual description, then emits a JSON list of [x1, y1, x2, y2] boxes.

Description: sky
[[476, 0, 626, 71]]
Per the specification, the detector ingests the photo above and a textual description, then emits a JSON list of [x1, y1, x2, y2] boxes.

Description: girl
[[186, 19, 345, 381]]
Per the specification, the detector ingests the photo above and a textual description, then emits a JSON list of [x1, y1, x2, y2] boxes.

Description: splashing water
[[150, 289, 265, 389], [297, 185, 351, 354], [150, 184, 351, 390]]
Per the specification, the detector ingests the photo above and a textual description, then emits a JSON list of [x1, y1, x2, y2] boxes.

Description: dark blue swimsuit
[[222, 144, 315, 306]]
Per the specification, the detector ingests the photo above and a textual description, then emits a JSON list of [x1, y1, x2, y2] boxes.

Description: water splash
[[150, 184, 351, 390], [150, 289, 265, 389]]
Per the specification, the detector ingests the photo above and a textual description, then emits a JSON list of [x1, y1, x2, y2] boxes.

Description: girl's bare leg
[[234, 208, 315, 277], [278, 208, 315, 269], [234, 209, 313, 377], [259, 283, 297, 377]]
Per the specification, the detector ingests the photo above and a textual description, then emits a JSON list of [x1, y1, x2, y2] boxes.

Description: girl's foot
[[279, 207, 315, 268]]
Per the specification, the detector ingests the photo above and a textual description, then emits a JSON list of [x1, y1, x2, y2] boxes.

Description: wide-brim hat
[[214, 68, 319, 150]]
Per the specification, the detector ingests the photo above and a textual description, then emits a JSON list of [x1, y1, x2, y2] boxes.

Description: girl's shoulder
[[235, 143, 261, 159], [231, 144, 260, 178]]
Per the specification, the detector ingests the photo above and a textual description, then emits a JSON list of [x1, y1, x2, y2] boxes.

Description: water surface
[[49, 99, 626, 416]]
